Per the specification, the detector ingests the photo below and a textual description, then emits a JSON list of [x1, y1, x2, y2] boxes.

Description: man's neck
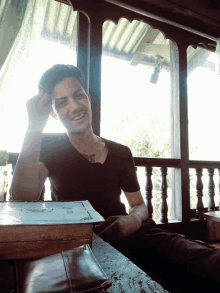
[[67, 130, 100, 153]]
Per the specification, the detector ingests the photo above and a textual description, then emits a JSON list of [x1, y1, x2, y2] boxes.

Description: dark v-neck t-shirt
[[39, 133, 140, 219]]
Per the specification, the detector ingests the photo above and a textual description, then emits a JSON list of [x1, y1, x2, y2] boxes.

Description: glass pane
[[0, 0, 77, 153], [101, 18, 172, 159], [187, 46, 220, 161]]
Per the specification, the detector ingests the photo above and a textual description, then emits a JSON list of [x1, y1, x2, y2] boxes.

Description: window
[[101, 19, 172, 159], [188, 46, 220, 161], [4, 0, 218, 221], [187, 46, 220, 209], [100, 18, 175, 219]]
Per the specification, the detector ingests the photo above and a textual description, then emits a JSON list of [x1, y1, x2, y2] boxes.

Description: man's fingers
[[98, 223, 119, 243], [38, 92, 52, 107], [32, 93, 52, 116], [27, 92, 51, 109], [95, 216, 119, 232]]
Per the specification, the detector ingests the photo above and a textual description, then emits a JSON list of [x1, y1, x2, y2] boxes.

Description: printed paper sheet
[[0, 201, 104, 225]]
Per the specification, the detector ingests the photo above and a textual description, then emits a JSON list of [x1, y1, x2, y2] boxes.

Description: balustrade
[[7, 153, 220, 223], [134, 164, 220, 223], [194, 167, 220, 219], [136, 165, 169, 223]]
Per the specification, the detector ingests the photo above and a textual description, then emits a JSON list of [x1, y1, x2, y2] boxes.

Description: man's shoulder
[[41, 132, 66, 143], [103, 137, 131, 158], [42, 132, 66, 140], [41, 132, 67, 152]]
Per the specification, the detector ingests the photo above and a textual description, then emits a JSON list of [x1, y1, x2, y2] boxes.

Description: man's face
[[52, 77, 92, 134]]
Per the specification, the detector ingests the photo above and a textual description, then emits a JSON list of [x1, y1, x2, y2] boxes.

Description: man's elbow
[[9, 187, 40, 201]]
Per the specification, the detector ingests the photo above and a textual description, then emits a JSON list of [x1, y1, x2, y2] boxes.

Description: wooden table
[[92, 234, 168, 293], [0, 233, 169, 293], [204, 211, 220, 242]]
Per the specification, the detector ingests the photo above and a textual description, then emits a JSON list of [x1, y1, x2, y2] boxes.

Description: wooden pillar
[[88, 10, 103, 136], [77, 12, 90, 93], [195, 168, 204, 219], [145, 166, 153, 219], [177, 42, 190, 221], [69, 0, 103, 136], [160, 167, 168, 223], [208, 168, 215, 211], [219, 168, 220, 209], [170, 41, 182, 221]]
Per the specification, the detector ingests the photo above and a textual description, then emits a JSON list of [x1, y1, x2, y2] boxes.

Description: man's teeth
[[73, 113, 85, 121]]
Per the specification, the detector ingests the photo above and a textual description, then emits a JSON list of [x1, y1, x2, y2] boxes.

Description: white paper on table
[[0, 201, 104, 225]]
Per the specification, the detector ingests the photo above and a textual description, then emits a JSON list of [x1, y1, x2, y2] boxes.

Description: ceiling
[[148, 0, 220, 22], [45, 0, 216, 74]]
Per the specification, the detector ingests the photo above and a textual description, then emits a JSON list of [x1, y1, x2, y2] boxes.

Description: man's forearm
[[10, 128, 44, 201], [128, 203, 148, 226]]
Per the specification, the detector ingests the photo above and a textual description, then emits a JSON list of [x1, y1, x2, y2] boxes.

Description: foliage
[[113, 112, 202, 221], [0, 151, 8, 166], [113, 113, 172, 221]]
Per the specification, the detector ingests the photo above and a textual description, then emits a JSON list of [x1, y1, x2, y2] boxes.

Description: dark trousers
[[111, 219, 220, 293]]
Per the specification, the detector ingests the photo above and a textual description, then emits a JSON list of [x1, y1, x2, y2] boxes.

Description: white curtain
[[0, 0, 77, 152], [0, 0, 77, 201], [0, 0, 29, 71], [0, 0, 48, 91], [0, 0, 48, 150]]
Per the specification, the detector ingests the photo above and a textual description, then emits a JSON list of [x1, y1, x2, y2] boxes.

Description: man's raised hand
[[26, 91, 53, 131]]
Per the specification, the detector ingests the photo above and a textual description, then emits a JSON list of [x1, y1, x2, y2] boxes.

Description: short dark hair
[[38, 64, 86, 94]]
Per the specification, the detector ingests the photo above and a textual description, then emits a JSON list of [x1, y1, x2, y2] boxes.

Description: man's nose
[[68, 98, 79, 112]]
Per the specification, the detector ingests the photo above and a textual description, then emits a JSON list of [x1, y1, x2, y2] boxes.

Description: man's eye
[[58, 101, 66, 106], [76, 94, 84, 99]]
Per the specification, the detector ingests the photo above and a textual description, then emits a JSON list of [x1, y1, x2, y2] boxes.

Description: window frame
[[71, 0, 216, 222], [9, 0, 218, 223]]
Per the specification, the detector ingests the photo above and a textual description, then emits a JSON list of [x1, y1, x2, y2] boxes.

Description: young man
[[10, 65, 220, 292], [10, 64, 148, 244]]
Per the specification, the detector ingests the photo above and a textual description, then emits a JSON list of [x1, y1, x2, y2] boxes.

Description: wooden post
[[160, 167, 168, 223], [177, 42, 190, 221], [145, 166, 153, 219], [77, 12, 90, 93], [170, 41, 182, 221], [195, 168, 204, 219], [88, 10, 103, 136], [68, 0, 103, 135], [208, 168, 215, 211], [219, 168, 220, 209]]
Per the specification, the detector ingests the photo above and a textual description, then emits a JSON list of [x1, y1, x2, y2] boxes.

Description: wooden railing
[[134, 158, 180, 224], [133, 158, 220, 223], [8, 153, 220, 224], [189, 161, 220, 219]]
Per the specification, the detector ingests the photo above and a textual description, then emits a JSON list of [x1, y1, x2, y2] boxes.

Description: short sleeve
[[120, 147, 140, 193], [39, 134, 52, 170], [39, 133, 61, 171]]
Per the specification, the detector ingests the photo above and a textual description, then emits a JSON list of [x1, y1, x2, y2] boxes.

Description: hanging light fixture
[[149, 58, 162, 84]]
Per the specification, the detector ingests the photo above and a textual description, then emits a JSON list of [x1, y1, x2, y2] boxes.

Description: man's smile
[[70, 111, 86, 122]]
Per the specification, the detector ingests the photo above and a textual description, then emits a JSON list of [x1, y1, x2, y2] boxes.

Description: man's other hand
[[94, 214, 142, 243]]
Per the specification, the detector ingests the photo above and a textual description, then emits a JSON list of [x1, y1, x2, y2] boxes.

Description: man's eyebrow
[[55, 89, 84, 100]]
